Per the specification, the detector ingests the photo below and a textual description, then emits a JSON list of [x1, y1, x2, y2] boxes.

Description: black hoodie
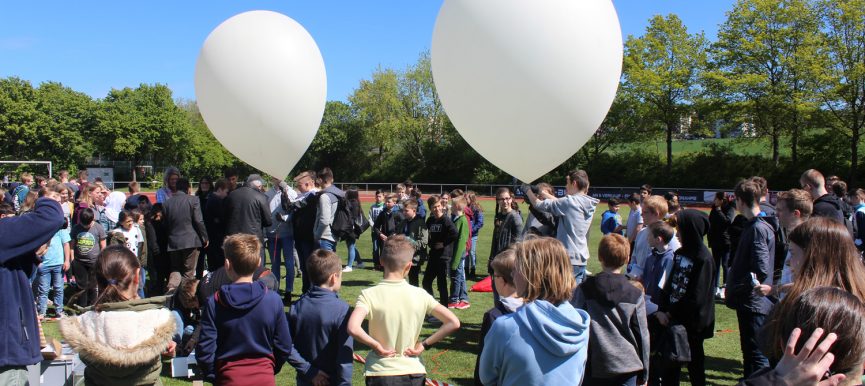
[[813, 194, 845, 223], [663, 209, 715, 340]]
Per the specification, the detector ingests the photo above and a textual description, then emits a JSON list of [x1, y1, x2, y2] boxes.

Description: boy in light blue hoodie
[[479, 238, 590, 386]]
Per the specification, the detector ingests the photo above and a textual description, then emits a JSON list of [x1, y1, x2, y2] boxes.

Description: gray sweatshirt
[[314, 185, 345, 243], [534, 193, 599, 266]]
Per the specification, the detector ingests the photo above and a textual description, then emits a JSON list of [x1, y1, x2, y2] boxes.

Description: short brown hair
[[490, 248, 517, 285], [306, 249, 341, 286], [648, 221, 675, 244], [776, 189, 813, 219], [598, 234, 630, 269], [381, 235, 415, 272], [642, 195, 669, 219], [427, 194, 441, 209], [317, 167, 334, 184], [178, 279, 200, 310], [223, 234, 261, 276], [386, 194, 398, 203], [128, 181, 140, 193], [567, 170, 590, 191], [515, 237, 575, 304], [214, 178, 228, 191], [402, 199, 418, 211], [735, 179, 761, 208]]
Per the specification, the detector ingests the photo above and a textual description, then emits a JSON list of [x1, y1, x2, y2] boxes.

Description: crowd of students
[[2, 166, 865, 386]]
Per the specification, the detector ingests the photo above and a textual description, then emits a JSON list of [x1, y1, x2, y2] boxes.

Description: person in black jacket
[[709, 192, 736, 297], [396, 200, 428, 286], [655, 209, 715, 386], [373, 194, 403, 271], [727, 180, 776, 378], [204, 179, 229, 271], [163, 178, 208, 291], [800, 169, 844, 223], [291, 171, 319, 294], [424, 195, 458, 306], [224, 174, 272, 264]]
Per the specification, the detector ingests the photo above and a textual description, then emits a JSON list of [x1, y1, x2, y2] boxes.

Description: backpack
[[329, 192, 354, 240], [351, 201, 371, 238]]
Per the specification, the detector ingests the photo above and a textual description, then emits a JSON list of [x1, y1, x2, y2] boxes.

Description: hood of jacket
[[676, 209, 710, 257], [574, 194, 600, 219], [581, 271, 642, 307], [217, 280, 268, 310], [816, 194, 843, 210], [60, 300, 175, 369], [511, 300, 590, 357]]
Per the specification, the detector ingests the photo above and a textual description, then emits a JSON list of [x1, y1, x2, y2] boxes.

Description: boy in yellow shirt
[[347, 235, 460, 385]]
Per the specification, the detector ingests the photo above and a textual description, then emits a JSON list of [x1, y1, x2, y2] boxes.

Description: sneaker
[[425, 316, 441, 324], [447, 302, 460, 309], [456, 301, 471, 310], [54, 311, 66, 319], [356, 262, 366, 269], [342, 266, 353, 273]]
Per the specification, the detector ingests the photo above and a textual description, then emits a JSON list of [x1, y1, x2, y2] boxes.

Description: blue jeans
[[372, 234, 381, 268], [449, 254, 468, 303], [736, 309, 771, 378], [573, 265, 586, 284], [36, 265, 63, 315], [345, 238, 358, 267], [469, 235, 478, 271], [295, 240, 316, 294], [268, 234, 296, 294], [138, 267, 146, 298], [171, 310, 196, 346], [318, 238, 337, 252]]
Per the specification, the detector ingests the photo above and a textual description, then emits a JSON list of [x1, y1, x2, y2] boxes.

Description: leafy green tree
[[176, 99, 238, 179], [623, 14, 708, 173], [33, 82, 98, 170], [815, 0, 865, 185], [349, 67, 402, 160], [96, 84, 189, 178], [708, 0, 822, 166], [0, 77, 39, 162]]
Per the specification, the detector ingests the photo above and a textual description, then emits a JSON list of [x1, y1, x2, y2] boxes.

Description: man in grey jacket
[[314, 167, 344, 252], [524, 169, 599, 284]]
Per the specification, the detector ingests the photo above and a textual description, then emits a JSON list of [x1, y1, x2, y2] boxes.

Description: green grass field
[[43, 202, 745, 385]]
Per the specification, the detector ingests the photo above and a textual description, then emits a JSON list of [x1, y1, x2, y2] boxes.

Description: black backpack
[[330, 193, 354, 240]]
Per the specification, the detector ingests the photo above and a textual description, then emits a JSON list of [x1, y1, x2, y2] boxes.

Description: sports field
[[43, 202, 744, 385]]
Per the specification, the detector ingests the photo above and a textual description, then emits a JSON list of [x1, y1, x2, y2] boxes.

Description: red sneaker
[[447, 302, 460, 309], [456, 301, 471, 310]]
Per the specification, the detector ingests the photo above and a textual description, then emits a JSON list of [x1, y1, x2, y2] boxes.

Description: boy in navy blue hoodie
[[288, 249, 353, 386], [0, 196, 64, 381], [197, 234, 295, 385]]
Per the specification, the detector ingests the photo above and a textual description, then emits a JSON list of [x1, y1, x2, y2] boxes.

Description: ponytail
[[93, 245, 140, 310]]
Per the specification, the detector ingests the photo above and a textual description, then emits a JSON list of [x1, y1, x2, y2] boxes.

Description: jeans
[[171, 310, 196, 346], [423, 258, 450, 306], [36, 265, 64, 315], [711, 245, 730, 289], [268, 234, 295, 294], [449, 254, 468, 303], [345, 238, 358, 267], [573, 264, 587, 284], [372, 235, 381, 268], [736, 309, 771, 378], [468, 235, 479, 274], [138, 267, 146, 298], [295, 240, 316, 294], [318, 238, 337, 252]]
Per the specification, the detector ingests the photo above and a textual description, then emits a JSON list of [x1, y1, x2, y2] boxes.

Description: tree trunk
[[666, 121, 674, 174], [851, 127, 860, 188], [772, 129, 780, 167]]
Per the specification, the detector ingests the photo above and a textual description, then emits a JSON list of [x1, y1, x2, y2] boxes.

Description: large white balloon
[[431, 0, 623, 182], [195, 10, 326, 179]]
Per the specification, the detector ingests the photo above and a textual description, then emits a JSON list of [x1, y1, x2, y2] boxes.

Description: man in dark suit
[[224, 174, 272, 265], [164, 178, 208, 291]]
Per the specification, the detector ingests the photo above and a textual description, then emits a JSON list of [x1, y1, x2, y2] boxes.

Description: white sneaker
[[342, 266, 353, 273]]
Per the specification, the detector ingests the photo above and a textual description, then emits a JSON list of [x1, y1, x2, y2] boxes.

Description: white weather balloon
[[195, 10, 326, 179], [431, 0, 623, 182]]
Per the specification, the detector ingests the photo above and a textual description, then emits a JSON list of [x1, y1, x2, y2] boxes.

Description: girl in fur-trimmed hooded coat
[[61, 245, 176, 386]]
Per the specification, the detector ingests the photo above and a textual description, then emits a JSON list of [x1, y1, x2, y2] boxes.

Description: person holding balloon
[[523, 170, 599, 284]]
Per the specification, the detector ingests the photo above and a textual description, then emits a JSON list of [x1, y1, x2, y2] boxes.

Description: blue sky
[[0, 1, 734, 102]]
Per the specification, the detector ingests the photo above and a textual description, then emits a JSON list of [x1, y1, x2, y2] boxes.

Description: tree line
[[1, 0, 863, 190]]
